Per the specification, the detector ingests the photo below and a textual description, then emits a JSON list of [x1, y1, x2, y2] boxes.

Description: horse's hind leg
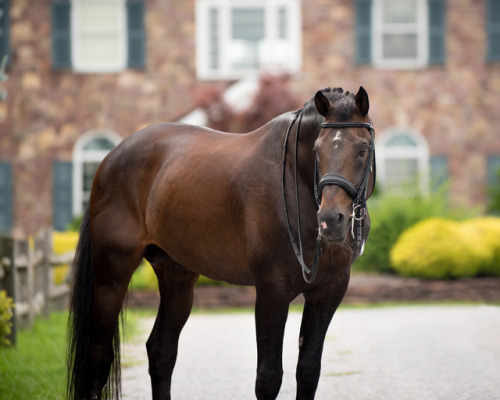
[[146, 252, 199, 400], [89, 247, 142, 399]]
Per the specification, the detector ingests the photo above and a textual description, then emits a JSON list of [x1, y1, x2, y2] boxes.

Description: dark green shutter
[[0, 0, 10, 68], [53, 161, 73, 231], [428, 0, 446, 65], [355, 0, 372, 65], [127, 1, 145, 69], [51, 1, 71, 69], [0, 162, 12, 234], [487, 155, 500, 186], [430, 156, 448, 191], [487, 0, 500, 61]]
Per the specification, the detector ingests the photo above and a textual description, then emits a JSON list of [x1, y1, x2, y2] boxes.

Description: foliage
[[0, 290, 14, 346], [129, 261, 227, 291], [353, 187, 477, 273], [390, 217, 500, 279], [66, 214, 83, 232], [193, 73, 302, 133], [487, 167, 500, 215], [52, 231, 79, 285]]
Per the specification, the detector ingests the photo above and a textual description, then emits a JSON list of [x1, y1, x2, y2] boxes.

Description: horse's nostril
[[336, 213, 344, 224]]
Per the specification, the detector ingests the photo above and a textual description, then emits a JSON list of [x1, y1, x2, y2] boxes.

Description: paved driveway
[[122, 305, 500, 399]]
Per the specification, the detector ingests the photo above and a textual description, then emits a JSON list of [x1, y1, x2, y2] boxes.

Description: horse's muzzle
[[317, 208, 349, 244]]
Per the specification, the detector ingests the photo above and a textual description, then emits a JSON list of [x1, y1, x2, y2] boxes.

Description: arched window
[[73, 130, 121, 215], [376, 127, 429, 193]]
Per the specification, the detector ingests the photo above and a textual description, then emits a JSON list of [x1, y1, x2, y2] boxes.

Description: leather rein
[[281, 110, 376, 283]]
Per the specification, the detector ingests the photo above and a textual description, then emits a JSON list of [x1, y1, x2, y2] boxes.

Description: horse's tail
[[66, 206, 123, 400]]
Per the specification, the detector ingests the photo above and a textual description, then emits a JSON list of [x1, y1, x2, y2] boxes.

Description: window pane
[[383, 33, 417, 59], [386, 134, 418, 147], [278, 7, 288, 39], [80, 35, 120, 64], [209, 7, 219, 69], [79, 2, 120, 30], [83, 138, 116, 151], [382, 0, 417, 24], [232, 8, 265, 40], [385, 158, 418, 188], [83, 162, 100, 192]]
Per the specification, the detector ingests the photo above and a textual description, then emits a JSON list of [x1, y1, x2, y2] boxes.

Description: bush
[[354, 188, 477, 273], [390, 217, 500, 279], [0, 290, 14, 346], [52, 231, 79, 285]]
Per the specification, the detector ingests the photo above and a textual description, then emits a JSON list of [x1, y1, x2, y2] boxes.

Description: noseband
[[281, 110, 376, 283]]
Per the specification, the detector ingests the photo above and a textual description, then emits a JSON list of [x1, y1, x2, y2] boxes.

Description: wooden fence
[[0, 229, 73, 345]]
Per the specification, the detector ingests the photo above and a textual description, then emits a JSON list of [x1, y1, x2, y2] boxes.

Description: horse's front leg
[[296, 273, 350, 400], [254, 284, 290, 400]]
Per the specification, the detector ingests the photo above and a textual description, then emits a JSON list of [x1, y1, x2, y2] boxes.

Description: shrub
[[0, 290, 14, 346], [354, 188, 477, 273], [52, 231, 79, 285], [390, 217, 500, 279]]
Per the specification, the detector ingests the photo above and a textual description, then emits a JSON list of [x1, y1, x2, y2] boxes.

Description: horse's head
[[313, 87, 375, 245]]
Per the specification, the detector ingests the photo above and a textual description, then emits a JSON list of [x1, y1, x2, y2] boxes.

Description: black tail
[[66, 207, 123, 400]]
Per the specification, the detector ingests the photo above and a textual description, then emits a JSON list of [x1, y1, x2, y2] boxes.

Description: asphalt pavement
[[121, 305, 500, 400]]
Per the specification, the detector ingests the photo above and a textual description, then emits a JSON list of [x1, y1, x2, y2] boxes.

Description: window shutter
[[428, 0, 446, 65], [0, 161, 12, 234], [127, 0, 145, 69], [355, 0, 372, 65], [487, 0, 500, 61], [51, 1, 71, 69], [53, 161, 73, 231], [0, 0, 10, 68], [430, 156, 448, 191]]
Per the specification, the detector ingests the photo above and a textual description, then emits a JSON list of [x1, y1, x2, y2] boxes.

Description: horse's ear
[[355, 86, 369, 117], [314, 90, 332, 117]]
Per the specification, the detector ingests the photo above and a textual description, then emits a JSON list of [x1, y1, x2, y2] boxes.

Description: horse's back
[[90, 122, 270, 284]]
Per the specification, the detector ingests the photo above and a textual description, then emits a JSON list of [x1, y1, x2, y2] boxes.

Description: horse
[[67, 86, 376, 400]]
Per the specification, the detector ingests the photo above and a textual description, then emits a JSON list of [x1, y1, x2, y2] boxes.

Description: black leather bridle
[[281, 110, 376, 283], [315, 121, 376, 250]]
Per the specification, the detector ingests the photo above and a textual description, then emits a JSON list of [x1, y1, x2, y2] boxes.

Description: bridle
[[281, 110, 376, 283]]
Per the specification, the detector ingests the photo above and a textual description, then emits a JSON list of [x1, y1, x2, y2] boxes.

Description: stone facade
[[0, 0, 499, 236]]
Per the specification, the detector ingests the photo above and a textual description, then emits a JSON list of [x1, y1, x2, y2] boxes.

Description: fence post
[[0, 236, 17, 346], [41, 228, 51, 317]]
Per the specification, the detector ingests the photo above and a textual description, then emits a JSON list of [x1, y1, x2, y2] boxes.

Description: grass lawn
[[0, 310, 140, 400], [0, 312, 68, 400]]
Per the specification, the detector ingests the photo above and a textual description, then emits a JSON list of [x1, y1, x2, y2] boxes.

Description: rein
[[281, 113, 375, 284]]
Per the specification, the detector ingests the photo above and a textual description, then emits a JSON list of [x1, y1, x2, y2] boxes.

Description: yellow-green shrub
[[53, 231, 79, 285], [390, 217, 500, 279], [0, 290, 14, 346]]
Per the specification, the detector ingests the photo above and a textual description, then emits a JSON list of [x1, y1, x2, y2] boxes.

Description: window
[[196, 0, 302, 80], [52, 0, 145, 72], [72, 0, 126, 72], [373, 0, 428, 68], [376, 128, 429, 193], [355, 0, 445, 68], [72, 130, 121, 215]]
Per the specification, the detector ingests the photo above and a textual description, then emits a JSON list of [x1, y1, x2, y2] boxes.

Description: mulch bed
[[127, 274, 500, 309]]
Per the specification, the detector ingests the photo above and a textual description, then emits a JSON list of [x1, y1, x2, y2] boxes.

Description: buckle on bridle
[[350, 204, 366, 241]]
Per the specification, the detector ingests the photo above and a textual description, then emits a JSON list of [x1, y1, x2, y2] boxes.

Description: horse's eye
[[359, 146, 368, 156]]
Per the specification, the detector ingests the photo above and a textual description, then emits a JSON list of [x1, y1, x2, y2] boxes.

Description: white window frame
[[372, 0, 428, 70], [73, 129, 122, 215], [376, 127, 429, 193], [195, 0, 302, 80], [71, 0, 127, 73]]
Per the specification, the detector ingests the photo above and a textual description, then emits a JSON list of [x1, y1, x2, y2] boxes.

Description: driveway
[[122, 305, 500, 399]]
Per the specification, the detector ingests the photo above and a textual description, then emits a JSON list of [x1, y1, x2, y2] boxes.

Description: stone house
[[0, 0, 499, 236]]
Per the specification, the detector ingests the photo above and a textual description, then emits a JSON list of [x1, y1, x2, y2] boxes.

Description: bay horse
[[67, 86, 376, 400]]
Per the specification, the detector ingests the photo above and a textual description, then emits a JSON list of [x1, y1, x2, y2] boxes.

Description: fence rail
[[0, 229, 73, 345]]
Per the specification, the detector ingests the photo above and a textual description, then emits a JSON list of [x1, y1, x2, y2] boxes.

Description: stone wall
[[1, 0, 499, 235]]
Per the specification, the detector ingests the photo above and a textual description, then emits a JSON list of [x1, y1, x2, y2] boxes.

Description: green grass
[[0, 312, 68, 400], [0, 310, 139, 400]]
